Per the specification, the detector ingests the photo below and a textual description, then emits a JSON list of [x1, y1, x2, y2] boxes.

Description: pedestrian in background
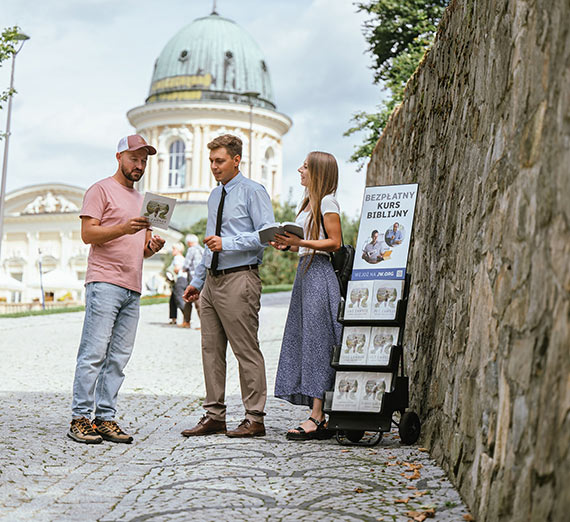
[[181, 134, 274, 438], [271, 151, 342, 440], [68, 135, 165, 445], [181, 234, 204, 329], [167, 242, 187, 326]]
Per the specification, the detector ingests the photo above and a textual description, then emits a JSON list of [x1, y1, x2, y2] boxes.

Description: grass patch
[[262, 284, 293, 294], [0, 287, 290, 318]]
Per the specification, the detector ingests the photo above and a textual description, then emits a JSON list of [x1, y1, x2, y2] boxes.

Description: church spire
[[211, 0, 218, 15]]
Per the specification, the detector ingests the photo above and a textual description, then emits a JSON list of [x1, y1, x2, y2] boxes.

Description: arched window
[[169, 140, 185, 188], [262, 147, 274, 183]]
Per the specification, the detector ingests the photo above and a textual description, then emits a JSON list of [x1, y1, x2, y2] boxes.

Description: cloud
[[1, 0, 382, 216]]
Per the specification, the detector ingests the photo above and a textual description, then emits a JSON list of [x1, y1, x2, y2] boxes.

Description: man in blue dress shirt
[[181, 134, 274, 438], [385, 222, 404, 247]]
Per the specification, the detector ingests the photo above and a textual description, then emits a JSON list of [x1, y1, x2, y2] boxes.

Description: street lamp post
[[38, 248, 45, 310], [241, 91, 260, 178], [0, 32, 30, 263]]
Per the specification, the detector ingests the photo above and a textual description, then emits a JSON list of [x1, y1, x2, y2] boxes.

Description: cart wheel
[[345, 430, 365, 443], [399, 411, 421, 445]]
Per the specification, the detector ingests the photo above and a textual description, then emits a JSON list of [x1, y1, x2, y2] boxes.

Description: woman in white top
[[272, 151, 343, 440]]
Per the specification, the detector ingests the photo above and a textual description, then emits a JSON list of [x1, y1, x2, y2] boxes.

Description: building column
[[201, 125, 211, 189], [192, 124, 202, 191]]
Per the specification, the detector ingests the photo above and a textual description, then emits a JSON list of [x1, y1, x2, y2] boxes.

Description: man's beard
[[122, 165, 143, 182]]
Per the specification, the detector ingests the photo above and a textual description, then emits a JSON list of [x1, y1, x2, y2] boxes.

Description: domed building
[[127, 9, 292, 220], [1, 8, 290, 309]]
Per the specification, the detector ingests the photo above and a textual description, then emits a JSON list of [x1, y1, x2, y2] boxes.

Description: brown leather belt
[[207, 264, 258, 277]]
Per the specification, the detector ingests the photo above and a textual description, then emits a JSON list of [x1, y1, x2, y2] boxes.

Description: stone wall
[[365, 0, 569, 520]]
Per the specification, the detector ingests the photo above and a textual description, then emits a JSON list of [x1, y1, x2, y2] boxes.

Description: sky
[[1, 0, 383, 218]]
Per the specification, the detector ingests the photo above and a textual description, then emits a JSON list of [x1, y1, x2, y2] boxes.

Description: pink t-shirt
[[80, 176, 146, 293]]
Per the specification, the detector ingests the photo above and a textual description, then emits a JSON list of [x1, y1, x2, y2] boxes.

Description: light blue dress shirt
[[190, 172, 275, 290]]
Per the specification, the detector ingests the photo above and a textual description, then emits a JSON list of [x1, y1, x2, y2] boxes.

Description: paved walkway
[[0, 293, 472, 521]]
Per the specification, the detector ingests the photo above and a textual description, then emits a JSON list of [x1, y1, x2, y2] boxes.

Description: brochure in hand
[[140, 192, 176, 230], [258, 222, 304, 244]]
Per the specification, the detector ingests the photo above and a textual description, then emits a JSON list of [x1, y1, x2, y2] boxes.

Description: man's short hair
[[185, 234, 198, 244], [207, 134, 242, 158], [371, 229, 379, 237]]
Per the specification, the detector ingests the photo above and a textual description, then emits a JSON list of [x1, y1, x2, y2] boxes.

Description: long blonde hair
[[298, 151, 338, 265]]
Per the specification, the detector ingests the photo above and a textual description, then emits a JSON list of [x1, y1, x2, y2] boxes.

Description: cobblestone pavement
[[0, 293, 472, 521]]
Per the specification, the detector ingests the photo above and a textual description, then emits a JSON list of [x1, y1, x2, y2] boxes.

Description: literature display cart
[[323, 183, 420, 446]]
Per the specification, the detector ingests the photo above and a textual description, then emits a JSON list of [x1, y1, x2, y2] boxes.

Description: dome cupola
[[147, 13, 275, 109]]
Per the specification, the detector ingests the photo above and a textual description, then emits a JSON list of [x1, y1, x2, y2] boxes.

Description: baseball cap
[[117, 135, 157, 155]]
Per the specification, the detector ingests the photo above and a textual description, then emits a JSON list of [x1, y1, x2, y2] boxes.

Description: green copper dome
[[147, 13, 275, 109]]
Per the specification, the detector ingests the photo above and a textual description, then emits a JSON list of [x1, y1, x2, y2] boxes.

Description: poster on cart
[[351, 183, 418, 281]]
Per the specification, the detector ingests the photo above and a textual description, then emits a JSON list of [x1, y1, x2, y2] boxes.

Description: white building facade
[[0, 184, 180, 307], [128, 10, 291, 201], [0, 9, 290, 308]]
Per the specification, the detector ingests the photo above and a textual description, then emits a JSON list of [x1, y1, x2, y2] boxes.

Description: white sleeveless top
[[296, 194, 341, 256]]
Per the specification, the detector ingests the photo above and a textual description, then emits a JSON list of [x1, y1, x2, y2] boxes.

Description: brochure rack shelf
[[324, 273, 421, 446]]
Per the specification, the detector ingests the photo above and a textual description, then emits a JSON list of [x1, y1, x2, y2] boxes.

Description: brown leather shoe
[[226, 419, 266, 438], [181, 415, 226, 437]]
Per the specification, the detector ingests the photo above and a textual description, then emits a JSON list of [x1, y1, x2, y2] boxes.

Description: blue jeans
[[71, 282, 140, 420]]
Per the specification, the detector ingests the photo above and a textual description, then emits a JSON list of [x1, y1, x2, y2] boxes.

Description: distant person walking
[[167, 242, 187, 326], [272, 151, 343, 440], [181, 234, 204, 329], [181, 134, 274, 438], [68, 135, 165, 445]]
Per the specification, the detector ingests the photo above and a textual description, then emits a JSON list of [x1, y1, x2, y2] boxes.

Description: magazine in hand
[[258, 222, 304, 244], [338, 326, 399, 366], [140, 192, 176, 230]]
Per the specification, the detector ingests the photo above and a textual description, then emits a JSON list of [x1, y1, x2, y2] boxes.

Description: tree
[[345, 0, 449, 169], [0, 26, 22, 118], [167, 198, 361, 288]]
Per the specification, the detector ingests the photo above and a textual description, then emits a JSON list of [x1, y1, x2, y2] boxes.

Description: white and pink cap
[[117, 135, 157, 155]]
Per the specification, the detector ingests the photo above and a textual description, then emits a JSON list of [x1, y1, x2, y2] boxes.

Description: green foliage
[[341, 212, 360, 248], [259, 199, 298, 286], [346, 0, 449, 169], [163, 199, 360, 288], [0, 26, 22, 113]]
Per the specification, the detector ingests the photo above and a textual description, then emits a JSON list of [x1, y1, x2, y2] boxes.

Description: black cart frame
[[323, 273, 421, 446]]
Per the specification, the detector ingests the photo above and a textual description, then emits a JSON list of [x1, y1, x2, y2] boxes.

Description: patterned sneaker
[[93, 419, 133, 444], [67, 417, 103, 444]]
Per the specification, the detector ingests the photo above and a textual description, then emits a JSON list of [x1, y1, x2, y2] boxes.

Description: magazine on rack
[[343, 280, 374, 320], [331, 371, 393, 412], [370, 279, 405, 320], [339, 326, 400, 366]]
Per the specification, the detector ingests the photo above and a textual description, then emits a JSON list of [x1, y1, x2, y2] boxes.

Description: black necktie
[[210, 187, 226, 271]]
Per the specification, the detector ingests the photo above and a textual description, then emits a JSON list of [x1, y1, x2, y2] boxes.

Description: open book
[[258, 222, 304, 244]]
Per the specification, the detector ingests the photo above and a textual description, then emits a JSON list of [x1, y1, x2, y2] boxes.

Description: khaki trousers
[[200, 269, 266, 423]]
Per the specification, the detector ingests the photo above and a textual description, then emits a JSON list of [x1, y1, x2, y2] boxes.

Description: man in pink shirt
[[68, 135, 165, 445]]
